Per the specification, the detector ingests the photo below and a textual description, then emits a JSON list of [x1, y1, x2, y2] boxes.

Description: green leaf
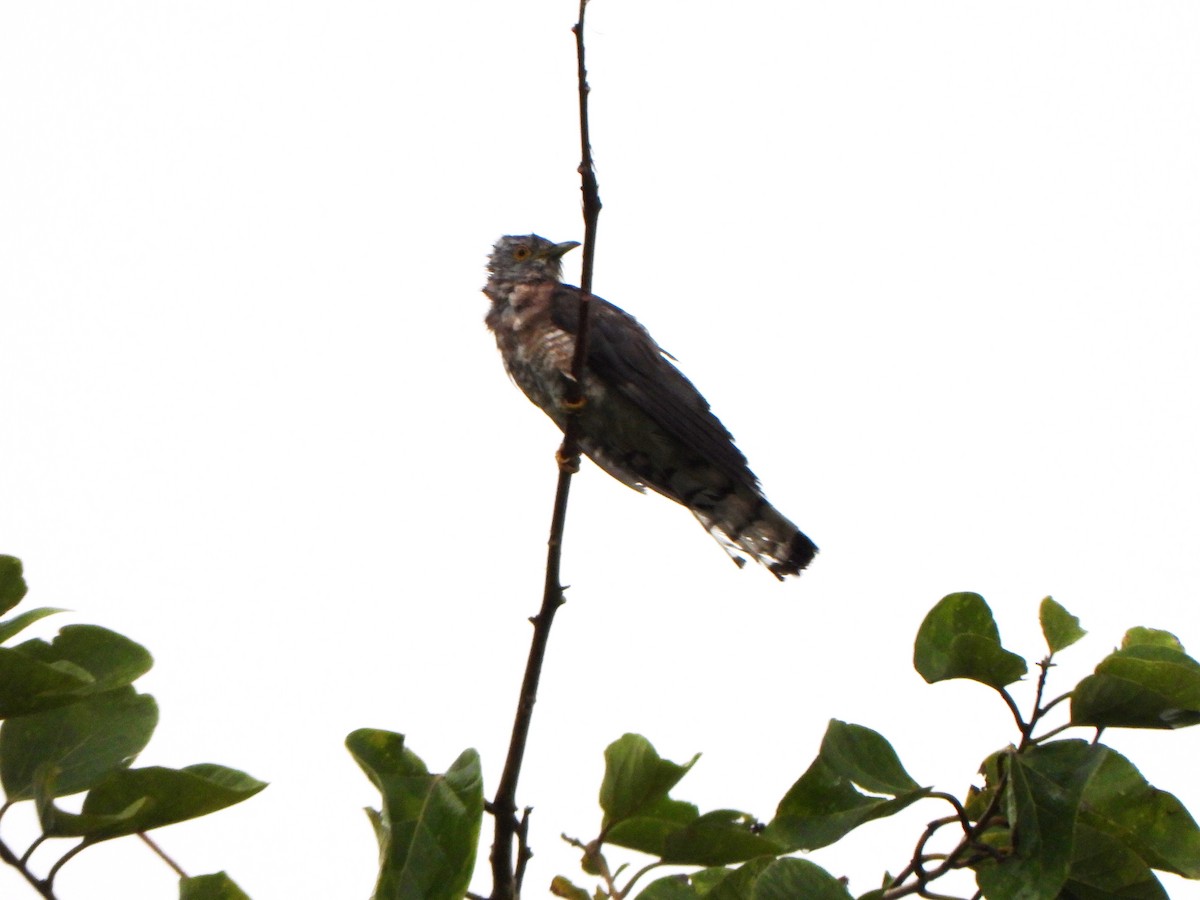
[[600, 733, 699, 830], [705, 858, 775, 900], [549, 875, 593, 900], [16, 624, 153, 694], [0, 686, 157, 800], [818, 720, 920, 795], [765, 735, 928, 853], [751, 858, 855, 900], [635, 874, 703, 900], [39, 764, 266, 840], [597, 737, 780, 866], [605, 796, 700, 856], [0, 608, 66, 645], [637, 864, 765, 900], [913, 592, 1028, 689], [1122, 628, 1184, 651], [0, 646, 95, 718], [974, 741, 1106, 900], [636, 858, 853, 900], [346, 728, 483, 900], [964, 750, 1005, 822], [1063, 823, 1168, 899], [34, 765, 149, 837], [1041, 597, 1086, 653], [764, 720, 928, 851], [179, 872, 252, 900], [0, 555, 27, 616], [1071, 632, 1200, 729], [658, 809, 781, 866], [1076, 744, 1200, 878], [605, 799, 782, 867]]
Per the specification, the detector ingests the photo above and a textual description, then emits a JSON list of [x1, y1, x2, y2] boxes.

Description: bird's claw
[[556, 450, 581, 473]]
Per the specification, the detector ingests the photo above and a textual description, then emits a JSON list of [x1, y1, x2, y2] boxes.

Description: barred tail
[[692, 487, 818, 580]]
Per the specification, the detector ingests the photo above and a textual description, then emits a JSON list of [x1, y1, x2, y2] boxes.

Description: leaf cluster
[[548, 593, 1200, 900], [0, 555, 264, 899], [345, 729, 484, 900]]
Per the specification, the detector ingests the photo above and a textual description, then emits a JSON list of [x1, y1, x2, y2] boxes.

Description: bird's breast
[[487, 283, 578, 418]]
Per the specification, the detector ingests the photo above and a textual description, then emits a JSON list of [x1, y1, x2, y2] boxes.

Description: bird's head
[[486, 234, 580, 285]]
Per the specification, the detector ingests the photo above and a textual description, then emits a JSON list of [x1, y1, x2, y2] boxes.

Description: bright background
[[2, 2, 1199, 898]]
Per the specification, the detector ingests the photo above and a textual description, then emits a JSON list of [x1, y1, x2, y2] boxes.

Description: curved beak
[[549, 240, 581, 259]]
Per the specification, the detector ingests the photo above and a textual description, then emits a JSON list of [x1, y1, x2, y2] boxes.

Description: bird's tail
[[693, 488, 817, 580]]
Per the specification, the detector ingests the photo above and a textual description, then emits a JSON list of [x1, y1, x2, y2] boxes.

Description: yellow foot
[[556, 449, 581, 473], [560, 395, 587, 412]]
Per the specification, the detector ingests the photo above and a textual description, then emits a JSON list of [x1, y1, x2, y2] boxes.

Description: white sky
[[2, 2, 1199, 898]]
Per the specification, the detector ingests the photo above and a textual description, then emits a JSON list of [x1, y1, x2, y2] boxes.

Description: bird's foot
[[560, 395, 587, 412], [555, 449, 581, 473]]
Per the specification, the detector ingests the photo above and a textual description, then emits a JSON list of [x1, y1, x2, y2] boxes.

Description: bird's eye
[[512, 245, 532, 261]]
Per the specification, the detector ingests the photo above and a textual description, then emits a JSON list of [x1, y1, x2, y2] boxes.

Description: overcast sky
[[2, 2, 1199, 898]]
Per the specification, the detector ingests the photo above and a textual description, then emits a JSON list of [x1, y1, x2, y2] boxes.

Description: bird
[[482, 234, 817, 579]]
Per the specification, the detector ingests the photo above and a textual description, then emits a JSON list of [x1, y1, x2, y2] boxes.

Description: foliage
[[7, 552, 1198, 900], [544, 592, 1200, 900], [0, 555, 264, 899], [346, 729, 484, 900]]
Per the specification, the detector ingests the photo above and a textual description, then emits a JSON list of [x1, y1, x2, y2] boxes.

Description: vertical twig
[[489, 2, 602, 898]]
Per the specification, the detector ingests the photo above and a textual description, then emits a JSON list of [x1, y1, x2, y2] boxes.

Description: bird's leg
[[555, 446, 581, 473], [560, 395, 587, 412]]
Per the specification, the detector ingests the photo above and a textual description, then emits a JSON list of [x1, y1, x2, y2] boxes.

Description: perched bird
[[483, 234, 817, 579]]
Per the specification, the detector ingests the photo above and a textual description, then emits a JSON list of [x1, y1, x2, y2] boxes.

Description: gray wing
[[550, 285, 761, 492]]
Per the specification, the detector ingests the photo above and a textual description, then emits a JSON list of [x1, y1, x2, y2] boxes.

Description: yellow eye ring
[[512, 245, 532, 261]]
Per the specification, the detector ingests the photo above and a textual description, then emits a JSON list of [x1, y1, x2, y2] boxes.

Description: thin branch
[[20, 834, 45, 867], [1019, 656, 1054, 749], [928, 791, 971, 831], [619, 859, 667, 898], [488, 2, 601, 898], [138, 832, 188, 878], [997, 687, 1027, 736], [572, 0, 603, 302], [0, 837, 59, 900], [888, 816, 959, 889], [514, 806, 533, 895], [44, 841, 87, 889], [885, 767, 1011, 899], [1039, 691, 1072, 717], [1030, 722, 1074, 744]]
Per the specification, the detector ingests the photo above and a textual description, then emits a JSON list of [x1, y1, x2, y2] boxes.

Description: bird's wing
[[550, 285, 760, 491]]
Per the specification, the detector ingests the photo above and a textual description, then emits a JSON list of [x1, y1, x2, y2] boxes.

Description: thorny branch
[[489, 2, 601, 898]]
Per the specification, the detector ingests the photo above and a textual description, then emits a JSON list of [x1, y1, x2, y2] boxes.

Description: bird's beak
[[549, 240, 581, 258]]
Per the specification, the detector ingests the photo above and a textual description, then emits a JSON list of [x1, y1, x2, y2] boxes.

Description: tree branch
[[489, 2, 601, 897], [0, 837, 59, 900], [138, 832, 188, 878], [997, 687, 1027, 737]]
